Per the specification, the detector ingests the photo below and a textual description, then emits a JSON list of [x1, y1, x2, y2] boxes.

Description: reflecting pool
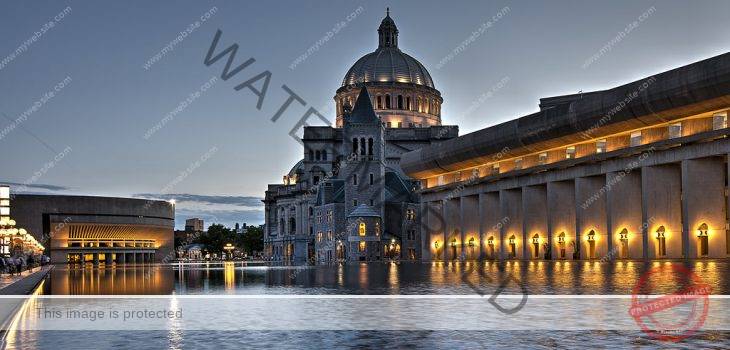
[[3, 260, 730, 349]]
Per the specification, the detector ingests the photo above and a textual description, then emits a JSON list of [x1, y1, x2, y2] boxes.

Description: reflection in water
[[34, 260, 730, 296], [5, 260, 730, 349], [48, 265, 174, 295]]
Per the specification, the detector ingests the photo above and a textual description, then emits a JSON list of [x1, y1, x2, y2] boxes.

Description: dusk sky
[[1, 0, 728, 229]]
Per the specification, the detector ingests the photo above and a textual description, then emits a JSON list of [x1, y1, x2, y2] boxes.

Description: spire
[[378, 8, 398, 48], [347, 86, 380, 124]]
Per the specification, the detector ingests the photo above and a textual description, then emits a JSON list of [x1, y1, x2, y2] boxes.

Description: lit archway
[[557, 232, 566, 259], [697, 223, 709, 257], [586, 230, 596, 259], [508, 235, 516, 259], [619, 228, 629, 259]]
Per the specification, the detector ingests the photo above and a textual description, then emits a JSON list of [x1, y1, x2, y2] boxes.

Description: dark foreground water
[[3, 260, 730, 349]]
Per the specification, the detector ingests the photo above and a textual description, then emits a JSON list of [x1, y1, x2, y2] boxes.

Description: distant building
[[185, 218, 204, 232]]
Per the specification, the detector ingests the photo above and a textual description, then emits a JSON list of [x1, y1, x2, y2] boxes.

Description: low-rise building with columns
[[401, 52, 730, 261]]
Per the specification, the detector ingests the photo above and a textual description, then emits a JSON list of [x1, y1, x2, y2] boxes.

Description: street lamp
[[223, 243, 235, 260]]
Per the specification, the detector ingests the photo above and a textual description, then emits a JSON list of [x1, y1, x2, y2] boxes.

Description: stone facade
[[263, 12, 457, 263], [401, 52, 730, 261]]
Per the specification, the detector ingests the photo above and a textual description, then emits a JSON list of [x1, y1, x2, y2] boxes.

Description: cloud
[[0, 181, 71, 192], [133, 193, 264, 229], [133, 193, 262, 207]]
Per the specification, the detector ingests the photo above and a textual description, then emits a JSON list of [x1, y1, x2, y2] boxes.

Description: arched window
[[417, 97, 421, 112], [368, 138, 373, 155], [397, 95, 403, 109], [406, 96, 411, 110], [377, 96, 382, 109], [322, 150, 327, 161], [280, 219, 285, 234], [360, 138, 366, 155], [359, 222, 366, 236], [308, 149, 314, 161], [315, 151, 321, 161], [352, 138, 358, 155], [385, 94, 391, 109], [289, 217, 296, 234]]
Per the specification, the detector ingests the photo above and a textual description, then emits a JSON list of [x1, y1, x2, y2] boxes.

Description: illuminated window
[[0, 186, 8, 199], [491, 164, 500, 175], [565, 146, 576, 159], [630, 131, 642, 147], [375, 222, 380, 236], [406, 209, 415, 221], [358, 241, 366, 252], [713, 111, 728, 130], [386, 122, 392, 128], [596, 139, 607, 153], [538, 153, 548, 165], [359, 222, 366, 236], [668, 123, 682, 139], [514, 158, 523, 170], [397, 122, 402, 128]]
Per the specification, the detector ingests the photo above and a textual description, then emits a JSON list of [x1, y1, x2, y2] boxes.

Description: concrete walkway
[[0, 265, 53, 295]]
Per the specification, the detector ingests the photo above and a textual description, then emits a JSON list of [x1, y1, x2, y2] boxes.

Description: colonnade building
[[400, 52, 730, 261], [12, 194, 175, 264]]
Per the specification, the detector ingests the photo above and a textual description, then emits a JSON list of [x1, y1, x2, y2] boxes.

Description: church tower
[[342, 87, 385, 261]]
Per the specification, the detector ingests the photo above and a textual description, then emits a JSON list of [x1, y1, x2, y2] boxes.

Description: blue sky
[[1, 0, 728, 229]]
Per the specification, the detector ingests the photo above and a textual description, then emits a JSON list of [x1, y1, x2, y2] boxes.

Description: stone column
[[522, 185, 548, 260], [480, 192, 500, 260], [575, 176, 609, 260], [681, 157, 726, 258], [641, 164, 682, 259], [499, 188, 523, 260], [461, 195, 479, 260], [606, 170, 643, 260], [547, 181, 576, 260]]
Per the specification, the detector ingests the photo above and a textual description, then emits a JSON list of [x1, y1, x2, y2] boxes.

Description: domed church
[[263, 10, 458, 263]]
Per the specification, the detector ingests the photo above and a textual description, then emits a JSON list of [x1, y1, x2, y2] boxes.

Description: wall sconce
[[468, 237, 475, 247], [450, 239, 457, 247], [508, 236, 515, 244], [697, 223, 708, 237], [619, 228, 629, 241], [486, 237, 494, 245], [587, 230, 596, 242], [656, 226, 666, 239], [434, 241, 440, 249], [557, 233, 565, 243], [532, 235, 540, 244]]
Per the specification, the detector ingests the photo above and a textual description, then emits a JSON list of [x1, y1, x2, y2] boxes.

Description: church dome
[[334, 9, 443, 128], [342, 49, 435, 89], [341, 10, 434, 89]]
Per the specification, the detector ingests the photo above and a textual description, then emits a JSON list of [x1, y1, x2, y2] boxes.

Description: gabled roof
[[347, 86, 380, 124], [347, 204, 380, 218]]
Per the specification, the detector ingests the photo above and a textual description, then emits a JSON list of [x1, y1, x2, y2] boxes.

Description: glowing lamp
[[656, 226, 666, 239], [619, 228, 629, 241], [468, 237, 475, 247], [434, 241, 440, 249], [697, 223, 708, 237]]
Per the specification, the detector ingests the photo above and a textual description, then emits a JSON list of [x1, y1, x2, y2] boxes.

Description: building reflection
[[50, 265, 174, 295]]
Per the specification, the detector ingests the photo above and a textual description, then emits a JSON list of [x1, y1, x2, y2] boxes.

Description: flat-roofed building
[[401, 52, 730, 261], [12, 194, 174, 264]]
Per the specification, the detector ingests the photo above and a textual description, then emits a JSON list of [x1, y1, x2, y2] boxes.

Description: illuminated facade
[[264, 12, 457, 263], [400, 52, 730, 261], [12, 194, 174, 264]]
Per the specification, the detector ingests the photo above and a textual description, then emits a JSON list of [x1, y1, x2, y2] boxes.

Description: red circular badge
[[629, 264, 711, 342]]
